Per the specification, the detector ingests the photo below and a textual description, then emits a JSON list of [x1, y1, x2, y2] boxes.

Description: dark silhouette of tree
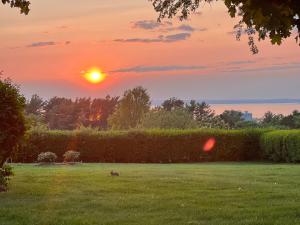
[[0, 78, 26, 167], [89, 96, 119, 129], [151, 0, 300, 53], [25, 94, 45, 116], [44, 97, 77, 130], [262, 111, 283, 126], [281, 110, 300, 129], [44, 96, 119, 130], [1, 0, 30, 14], [186, 100, 215, 121], [220, 110, 244, 128], [162, 97, 185, 111]]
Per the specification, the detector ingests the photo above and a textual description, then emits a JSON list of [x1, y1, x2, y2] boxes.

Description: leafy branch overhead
[[1, 0, 30, 14], [150, 0, 300, 53]]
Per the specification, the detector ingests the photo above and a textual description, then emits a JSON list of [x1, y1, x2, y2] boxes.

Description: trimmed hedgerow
[[260, 130, 300, 162], [16, 129, 266, 163]]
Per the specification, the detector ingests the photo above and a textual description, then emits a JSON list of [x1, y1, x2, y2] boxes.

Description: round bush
[[63, 150, 80, 162], [37, 152, 57, 163]]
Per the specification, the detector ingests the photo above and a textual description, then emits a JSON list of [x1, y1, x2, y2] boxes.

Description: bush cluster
[[37, 152, 57, 163], [63, 150, 80, 162], [260, 130, 300, 162], [16, 129, 266, 163]]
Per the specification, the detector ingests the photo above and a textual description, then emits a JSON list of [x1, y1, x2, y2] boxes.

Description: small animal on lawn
[[111, 171, 119, 176]]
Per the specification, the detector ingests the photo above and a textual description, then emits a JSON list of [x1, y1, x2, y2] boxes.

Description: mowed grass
[[1, 163, 300, 225]]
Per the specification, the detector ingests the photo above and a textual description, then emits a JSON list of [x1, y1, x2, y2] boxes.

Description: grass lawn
[[1, 163, 300, 225]]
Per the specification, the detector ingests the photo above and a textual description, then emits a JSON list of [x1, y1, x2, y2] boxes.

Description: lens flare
[[203, 138, 216, 152], [84, 69, 106, 84]]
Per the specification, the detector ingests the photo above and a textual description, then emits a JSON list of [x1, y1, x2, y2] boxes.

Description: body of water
[[212, 103, 300, 118]]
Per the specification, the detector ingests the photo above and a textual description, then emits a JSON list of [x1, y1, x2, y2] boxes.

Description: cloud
[[132, 20, 205, 33], [161, 24, 206, 33], [177, 25, 196, 32], [27, 41, 57, 48], [111, 65, 207, 73], [164, 33, 191, 42], [223, 62, 300, 73], [132, 20, 171, 30], [228, 60, 256, 65], [114, 32, 191, 43]]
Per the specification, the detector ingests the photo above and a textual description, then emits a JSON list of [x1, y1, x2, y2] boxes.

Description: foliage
[[25, 113, 48, 130], [63, 150, 80, 162], [37, 152, 57, 163], [44, 96, 119, 130], [1, 0, 30, 14], [25, 94, 44, 116], [262, 111, 283, 126], [140, 108, 198, 129], [108, 87, 151, 129], [0, 78, 26, 167], [150, 0, 300, 53], [261, 110, 300, 129], [162, 97, 185, 111], [261, 130, 300, 162], [220, 110, 244, 128], [17, 129, 265, 163], [89, 96, 119, 128], [0, 164, 13, 192]]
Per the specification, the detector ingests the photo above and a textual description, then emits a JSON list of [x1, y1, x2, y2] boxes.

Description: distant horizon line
[[152, 99, 300, 105]]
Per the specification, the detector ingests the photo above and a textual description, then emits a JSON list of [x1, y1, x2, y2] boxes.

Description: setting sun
[[84, 69, 106, 84]]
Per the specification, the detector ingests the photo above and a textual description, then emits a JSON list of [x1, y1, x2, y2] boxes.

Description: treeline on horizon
[[25, 86, 300, 131]]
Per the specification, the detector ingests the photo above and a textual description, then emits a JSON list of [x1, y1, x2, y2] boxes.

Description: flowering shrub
[[37, 152, 57, 163], [63, 150, 80, 162]]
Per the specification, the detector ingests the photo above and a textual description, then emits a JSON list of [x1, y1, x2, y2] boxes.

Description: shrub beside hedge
[[260, 130, 300, 162], [15, 129, 266, 163]]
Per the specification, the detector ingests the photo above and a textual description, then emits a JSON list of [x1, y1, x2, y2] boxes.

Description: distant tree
[[220, 110, 244, 128], [151, 0, 300, 53], [74, 98, 91, 127], [1, 0, 30, 14], [162, 97, 184, 111], [140, 108, 197, 129], [108, 87, 151, 129], [0, 78, 26, 167], [186, 100, 214, 121], [44, 97, 77, 130], [89, 96, 119, 129], [280, 110, 300, 129], [261, 111, 283, 127], [25, 94, 44, 116]]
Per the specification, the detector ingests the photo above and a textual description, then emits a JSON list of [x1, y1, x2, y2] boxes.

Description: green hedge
[[260, 130, 300, 162], [15, 129, 266, 163]]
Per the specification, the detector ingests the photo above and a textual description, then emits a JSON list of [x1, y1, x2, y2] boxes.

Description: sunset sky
[[1, 0, 300, 100]]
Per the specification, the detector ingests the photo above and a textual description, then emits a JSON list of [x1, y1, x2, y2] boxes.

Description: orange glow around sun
[[84, 69, 106, 84]]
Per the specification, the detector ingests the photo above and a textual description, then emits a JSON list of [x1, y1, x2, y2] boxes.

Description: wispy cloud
[[27, 41, 57, 48], [228, 60, 256, 65], [223, 62, 300, 73], [132, 20, 171, 30], [132, 20, 205, 33], [164, 33, 191, 42], [114, 32, 191, 43], [164, 24, 207, 33], [111, 65, 207, 73]]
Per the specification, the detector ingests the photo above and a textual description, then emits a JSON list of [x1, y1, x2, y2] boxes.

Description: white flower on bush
[[63, 150, 80, 162], [37, 152, 57, 163]]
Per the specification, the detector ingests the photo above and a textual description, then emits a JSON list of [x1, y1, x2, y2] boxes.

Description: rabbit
[[110, 171, 119, 176]]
